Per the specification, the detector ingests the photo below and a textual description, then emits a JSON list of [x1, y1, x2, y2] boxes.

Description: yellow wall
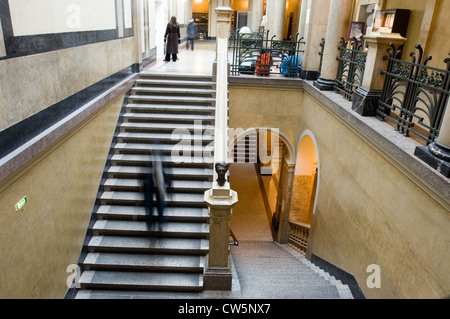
[[229, 81, 450, 299], [232, 0, 249, 12], [0, 94, 123, 298], [193, 0, 210, 13], [425, 0, 450, 68], [384, 0, 426, 59], [0, 37, 137, 132]]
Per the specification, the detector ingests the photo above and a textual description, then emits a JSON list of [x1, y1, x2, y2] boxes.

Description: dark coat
[[186, 22, 198, 39], [164, 23, 180, 54]]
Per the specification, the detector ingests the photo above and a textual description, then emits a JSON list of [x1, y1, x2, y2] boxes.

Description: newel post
[[352, 32, 406, 116], [203, 4, 238, 291], [204, 164, 238, 290]]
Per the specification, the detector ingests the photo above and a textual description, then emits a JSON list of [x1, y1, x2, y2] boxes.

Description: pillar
[[276, 156, 296, 244], [415, 99, 450, 178], [313, 0, 353, 90], [265, 0, 286, 39], [204, 188, 238, 290], [298, 0, 331, 80], [248, 0, 264, 33], [204, 2, 238, 290], [352, 33, 406, 116]]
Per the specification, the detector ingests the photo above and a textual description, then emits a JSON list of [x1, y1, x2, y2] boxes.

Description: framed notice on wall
[[348, 21, 365, 41]]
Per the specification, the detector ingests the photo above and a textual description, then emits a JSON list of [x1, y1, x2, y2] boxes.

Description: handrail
[[229, 228, 239, 246]]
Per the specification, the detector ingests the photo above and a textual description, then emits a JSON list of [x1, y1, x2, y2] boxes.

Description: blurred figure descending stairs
[[74, 71, 216, 298]]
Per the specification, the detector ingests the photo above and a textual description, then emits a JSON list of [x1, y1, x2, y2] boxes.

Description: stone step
[[131, 87, 216, 97], [78, 270, 203, 292], [112, 143, 214, 158], [139, 71, 212, 82], [105, 165, 213, 180], [98, 191, 208, 207], [95, 205, 209, 223], [128, 95, 216, 106], [103, 178, 211, 193], [135, 78, 214, 89], [82, 253, 205, 273], [109, 154, 212, 169], [124, 103, 215, 115], [87, 236, 209, 255], [75, 289, 203, 299], [119, 122, 215, 133], [122, 112, 215, 123], [115, 132, 214, 145], [91, 220, 209, 238]]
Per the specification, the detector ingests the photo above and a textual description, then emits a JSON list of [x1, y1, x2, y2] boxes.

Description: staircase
[[74, 71, 216, 298]]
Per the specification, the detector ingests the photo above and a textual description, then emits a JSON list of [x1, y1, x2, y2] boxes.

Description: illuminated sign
[[15, 196, 28, 212]]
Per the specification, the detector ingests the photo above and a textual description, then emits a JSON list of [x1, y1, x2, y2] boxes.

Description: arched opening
[[288, 131, 319, 255], [228, 128, 295, 242]]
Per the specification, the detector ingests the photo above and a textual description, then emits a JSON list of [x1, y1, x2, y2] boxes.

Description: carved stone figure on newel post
[[215, 162, 229, 186]]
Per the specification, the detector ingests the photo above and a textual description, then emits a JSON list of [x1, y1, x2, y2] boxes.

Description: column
[[204, 187, 238, 290], [203, 3, 238, 291], [313, 0, 353, 90], [415, 99, 450, 178], [276, 157, 296, 244], [352, 33, 406, 116], [298, 0, 331, 80], [248, 0, 264, 33], [265, 0, 286, 39]]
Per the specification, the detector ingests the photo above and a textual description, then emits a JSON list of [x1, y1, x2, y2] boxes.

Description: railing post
[[352, 32, 406, 116], [203, 4, 238, 291], [415, 97, 450, 178]]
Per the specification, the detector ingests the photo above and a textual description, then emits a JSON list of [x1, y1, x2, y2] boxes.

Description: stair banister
[[203, 5, 238, 291]]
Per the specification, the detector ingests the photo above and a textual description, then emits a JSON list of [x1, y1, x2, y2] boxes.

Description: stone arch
[[228, 127, 296, 165]]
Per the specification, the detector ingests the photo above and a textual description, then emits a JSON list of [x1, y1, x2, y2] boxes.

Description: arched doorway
[[288, 131, 319, 255], [228, 128, 295, 242]]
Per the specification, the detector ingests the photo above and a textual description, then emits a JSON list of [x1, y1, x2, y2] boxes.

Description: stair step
[[82, 253, 205, 273], [92, 220, 209, 238], [109, 154, 212, 168], [139, 71, 212, 82], [98, 191, 208, 207], [112, 143, 214, 158], [136, 78, 214, 89], [128, 95, 216, 105], [122, 113, 215, 123], [125, 103, 215, 114], [120, 122, 215, 133], [87, 236, 209, 255], [131, 87, 215, 97], [75, 289, 202, 299], [79, 270, 203, 292], [105, 165, 213, 180], [115, 132, 214, 145], [95, 205, 209, 222], [103, 178, 211, 193]]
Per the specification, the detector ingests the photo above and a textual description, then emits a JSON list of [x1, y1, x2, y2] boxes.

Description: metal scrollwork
[[377, 44, 450, 145]]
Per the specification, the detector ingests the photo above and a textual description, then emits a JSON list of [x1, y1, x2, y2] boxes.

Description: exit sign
[[15, 196, 28, 212]]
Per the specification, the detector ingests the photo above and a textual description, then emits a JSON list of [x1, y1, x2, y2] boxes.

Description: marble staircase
[[74, 71, 215, 296]]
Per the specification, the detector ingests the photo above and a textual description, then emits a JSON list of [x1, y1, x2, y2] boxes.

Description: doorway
[[288, 132, 319, 254]]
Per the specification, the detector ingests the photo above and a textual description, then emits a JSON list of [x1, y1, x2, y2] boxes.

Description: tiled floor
[[145, 40, 217, 75]]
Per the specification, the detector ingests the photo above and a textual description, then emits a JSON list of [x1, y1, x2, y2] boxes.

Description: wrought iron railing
[[288, 221, 310, 255], [334, 37, 367, 101], [377, 44, 450, 145], [229, 29, 305, 77], [318, 37, 325, 75]]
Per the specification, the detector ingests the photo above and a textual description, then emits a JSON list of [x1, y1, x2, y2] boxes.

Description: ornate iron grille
[[334, 37, 367, 101], [229, 29, 305, 77], [377, 44, 450, 145]]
